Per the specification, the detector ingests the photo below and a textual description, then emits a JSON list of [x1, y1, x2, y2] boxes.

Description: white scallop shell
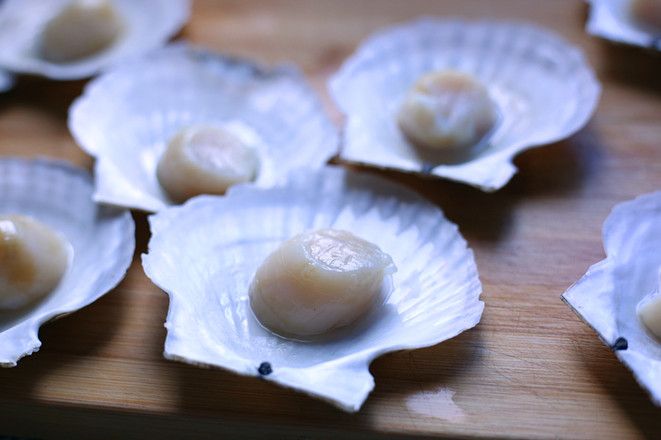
[[142, 165, 484, 412], [0, 0, 191, 80], [329, 18, 601, 192], [563, 191, 661, 406], [69, 43, 339, 212], [0, 158, 135, 367], [585, 0, 661, 50]]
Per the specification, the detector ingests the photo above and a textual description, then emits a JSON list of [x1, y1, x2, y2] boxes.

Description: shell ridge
[[0, 0, 192, 79], [330, 17, 599, 191], [70, 44, 338, 211], [0, 158, 135, 366], [144, 166, 483, 411]]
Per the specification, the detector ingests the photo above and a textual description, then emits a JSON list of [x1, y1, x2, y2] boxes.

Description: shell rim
[[328, 16, 601, 192], [0, 0, 192, 80], [584, 0, 661, 52], [562, 190, 661, 407], [68, 42, 340, 212], [142, 165, 484, 412]]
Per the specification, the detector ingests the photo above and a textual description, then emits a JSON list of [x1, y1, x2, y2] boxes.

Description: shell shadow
[[572, 333, 661, 438], [0, 282, 131, 405], [171, 354, 357, 425], [171, 323, 484, 428], [599, 41, 661, 95], [0, 211, 149, 399], [346, 164, 516, 243], [365, 325, 484, 409], [507, 124, 604, 198], [0, 75, 88, 122], [343, 124, 602, 244]]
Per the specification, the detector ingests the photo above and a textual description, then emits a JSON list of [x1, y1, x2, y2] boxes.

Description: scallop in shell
[[142, 166, 484, 412], [69, 43, 339, 212], [329, 18, 600, 192], [563, 191, 661, 406], [585, 0, 661, 51], [0, 0, 191, 80], [0, 158, 135, 367]]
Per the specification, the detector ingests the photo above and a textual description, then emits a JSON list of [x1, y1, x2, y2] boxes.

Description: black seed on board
[[611, 337, 628, 351], [258, 362, 273, 376]]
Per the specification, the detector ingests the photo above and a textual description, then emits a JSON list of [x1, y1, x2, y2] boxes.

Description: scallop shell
[[142, 165, 484, 412], [563, 191, 661, 406], [329, 18, 601, 192], [0, 158, 135, 367], [0, 0, 191, 80], [69, 43, 339, 212], [585, 0, 661, 50]]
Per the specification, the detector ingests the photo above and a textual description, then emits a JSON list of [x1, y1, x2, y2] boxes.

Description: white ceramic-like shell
[[329, 18, 601, 192], [142, 166, 484, 412], [585, 0, 661, 50], [563, 191, 661, 406], [0, 0, 191, 80], [69, 43, 339, 212], [0, 158, 135, 367]]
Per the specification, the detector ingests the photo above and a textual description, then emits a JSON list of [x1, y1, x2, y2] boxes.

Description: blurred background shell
[[142, 166, 484, 412], [329, 18, 601, 192], [0, 158, 135, 367], [563, 191, 661, 407], [0, 0, 191, 80], [585, 0, 661, 51], [69, 43, 339, 212]]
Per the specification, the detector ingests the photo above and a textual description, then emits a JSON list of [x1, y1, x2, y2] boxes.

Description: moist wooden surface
[[1, 1, 661, 439]]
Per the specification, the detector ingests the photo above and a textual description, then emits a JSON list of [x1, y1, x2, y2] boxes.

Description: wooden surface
[[1, 1, 661, 439]]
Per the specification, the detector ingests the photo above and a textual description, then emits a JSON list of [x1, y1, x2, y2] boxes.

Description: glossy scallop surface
[[143, 166, 483, 412]]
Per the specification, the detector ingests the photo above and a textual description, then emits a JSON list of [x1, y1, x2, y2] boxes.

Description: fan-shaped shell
[[585, 0, 661, 51], [69, 43, 339, 212], [0, 158, 135, 367], [0, 0, 191, 80], [563, 191, 661, 406], [142, 166, 484, 412], [329, 18, 600, 191]]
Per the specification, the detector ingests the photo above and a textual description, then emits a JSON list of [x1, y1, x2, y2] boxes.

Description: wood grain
[[1, 0, 661, 438]]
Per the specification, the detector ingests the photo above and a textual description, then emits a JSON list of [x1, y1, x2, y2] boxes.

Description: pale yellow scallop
[[156, 125, 260, 204], [40, 0, 124, 63], [0, 215, 70, 309], [638, 293, 661, 340], [249, 228, 396, 338], [397, 70, 497, 152]]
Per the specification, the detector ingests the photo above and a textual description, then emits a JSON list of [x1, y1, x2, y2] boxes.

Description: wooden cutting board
[[1, 0, 661, 438]]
